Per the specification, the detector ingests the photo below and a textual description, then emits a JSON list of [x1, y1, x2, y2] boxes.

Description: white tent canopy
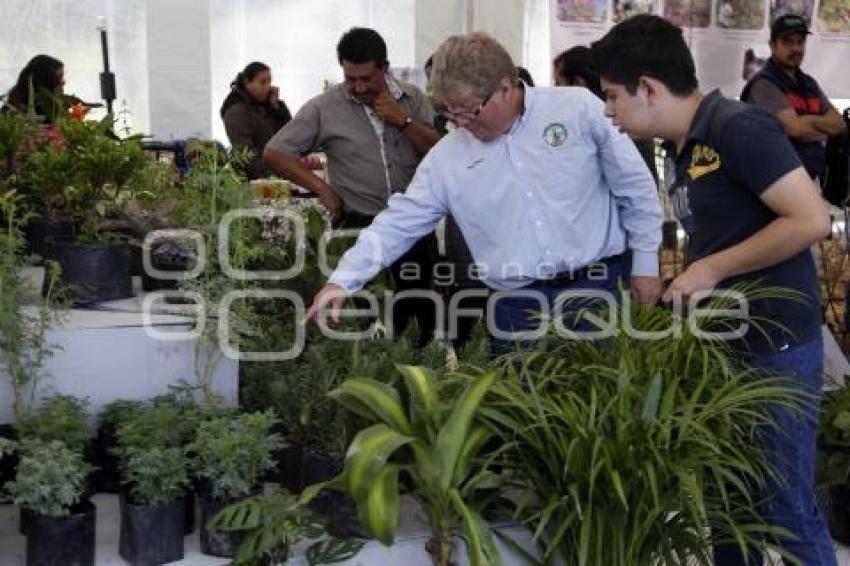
[[0, 0, 551, 141]]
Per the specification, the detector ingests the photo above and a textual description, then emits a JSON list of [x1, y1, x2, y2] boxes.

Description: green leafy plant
[[4, 439, 93, 516], [0, 437, 16, 460], [120, 445, 191, 506], [114, 396, 200, 452], [15, 394, 90, 453], [190, 410, 283, 500], [208, 487, 364, 565], [0, 190, 64, 418], [301, 365, 504, 566], [98, 399, 146, 436], [817, 384, 850, 487], [0, 111, 39, 173], [471, 302, 804, 565], [11, 116, 149, 241]]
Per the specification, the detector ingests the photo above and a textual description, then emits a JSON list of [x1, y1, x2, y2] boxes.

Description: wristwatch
[[398, 116, 413, 131]]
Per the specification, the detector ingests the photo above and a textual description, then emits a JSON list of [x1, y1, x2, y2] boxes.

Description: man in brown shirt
[[264, 27, 441, 339]]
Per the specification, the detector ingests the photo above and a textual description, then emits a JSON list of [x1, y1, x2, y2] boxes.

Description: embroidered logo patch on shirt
[[543, 123, 568, 147], [688, 144, 721, 180]]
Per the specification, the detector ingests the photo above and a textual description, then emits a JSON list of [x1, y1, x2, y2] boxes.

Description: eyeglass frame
[[437, 89, 496, 123]]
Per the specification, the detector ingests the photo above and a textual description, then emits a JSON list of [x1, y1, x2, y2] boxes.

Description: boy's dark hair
[[590, 14, 697, 96], [336, 27, 388, 67], [553, 46, 602, 98]]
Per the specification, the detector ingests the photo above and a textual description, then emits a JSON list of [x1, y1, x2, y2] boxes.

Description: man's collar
[[683, 89, 722, 145]]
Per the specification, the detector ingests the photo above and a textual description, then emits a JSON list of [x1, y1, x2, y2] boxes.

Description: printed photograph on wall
[[816, 0, 850, 33], [613, 0, 659, 23], [717, 0, 767, 29], [664, 0, 712, 27], [769, 0, 815, 25], [556, 0, 608, 23]]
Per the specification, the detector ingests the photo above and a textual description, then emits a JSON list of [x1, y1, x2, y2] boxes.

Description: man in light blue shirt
[[307, 32, 663, 351]]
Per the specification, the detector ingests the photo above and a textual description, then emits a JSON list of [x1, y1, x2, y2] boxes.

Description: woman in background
[[221, 61, 292, 179], [3, 54, 66, 123]]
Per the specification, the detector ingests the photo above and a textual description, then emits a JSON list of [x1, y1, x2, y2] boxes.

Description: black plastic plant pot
[[23, 218, 77, 261], [140, 239, 193, 293], [816, 483, 850, 545], [25, 499, 96, 566], [302, 450, 342, 517], [198, 488, 253, 558], [119, 495, 185, 566], [44, 239, 133, 306], [184, 489, 195, 535], [275, 442, 305, 494], [0, 424, 18, 505]]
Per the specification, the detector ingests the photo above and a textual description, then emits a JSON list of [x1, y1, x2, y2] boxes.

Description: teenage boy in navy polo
[[591, 14, 833, 566], [741, 14, 846, 180]]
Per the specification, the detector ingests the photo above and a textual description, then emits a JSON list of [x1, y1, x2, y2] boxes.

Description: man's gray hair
[[430, 32, 519, 103]]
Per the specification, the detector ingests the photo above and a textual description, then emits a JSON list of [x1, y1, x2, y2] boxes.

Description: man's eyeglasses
[[437, 90, 495, 123]]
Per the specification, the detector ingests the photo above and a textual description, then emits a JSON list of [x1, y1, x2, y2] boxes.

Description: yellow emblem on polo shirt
[[688, 144, 721, 180]]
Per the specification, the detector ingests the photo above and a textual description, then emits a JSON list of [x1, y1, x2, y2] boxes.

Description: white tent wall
[[0, 0, 150, 133], [1, 1, 554, 142], [146, 0, 212, 141]]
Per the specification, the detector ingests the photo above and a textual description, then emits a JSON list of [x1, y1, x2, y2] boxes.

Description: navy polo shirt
[[670, 89, 821, 355]]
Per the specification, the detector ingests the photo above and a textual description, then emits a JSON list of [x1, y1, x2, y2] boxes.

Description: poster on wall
[[550, 0, 850, 99]]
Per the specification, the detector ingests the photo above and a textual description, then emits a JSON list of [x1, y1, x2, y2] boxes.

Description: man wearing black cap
[[741, 14, 846, 179]]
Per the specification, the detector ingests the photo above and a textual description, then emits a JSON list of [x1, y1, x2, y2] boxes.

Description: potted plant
[[14, 394, 90, 453], [471, 302, 804, 564], [11, 116, 150, 304], [190, 410, 283, 557], [4, 439, 96, 566], [117, 445, 191, 565], [91, 399, 145, 493], [816, 383, 850, 545], [114, 395, 202, 535], [208, 487, 365, 565], [301, 365, 504, 566], [0, 190, 64, 416]]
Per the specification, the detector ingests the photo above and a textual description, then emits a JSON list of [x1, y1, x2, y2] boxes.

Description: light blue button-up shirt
[[329, 86, 662, 292]]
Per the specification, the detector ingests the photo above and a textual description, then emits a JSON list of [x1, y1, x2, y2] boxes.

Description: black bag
[[821, 108, 850, 207]]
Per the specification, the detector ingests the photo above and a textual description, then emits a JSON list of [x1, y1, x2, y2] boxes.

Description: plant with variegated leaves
[[300, 365, 505, 566]]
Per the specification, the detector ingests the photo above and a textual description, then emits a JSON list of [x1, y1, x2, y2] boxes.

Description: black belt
[[526, 253, 625, 289]]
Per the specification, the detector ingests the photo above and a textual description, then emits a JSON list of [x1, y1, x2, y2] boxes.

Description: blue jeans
[[714, 334, 836, 566], [489, 259, 625, 354]]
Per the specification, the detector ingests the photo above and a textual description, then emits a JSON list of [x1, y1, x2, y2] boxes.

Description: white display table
[[0, 269, 238, 425]]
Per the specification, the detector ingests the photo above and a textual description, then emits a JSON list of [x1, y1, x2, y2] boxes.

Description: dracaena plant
[[301, 365, 505, 566], [471, 299, 805, 566]]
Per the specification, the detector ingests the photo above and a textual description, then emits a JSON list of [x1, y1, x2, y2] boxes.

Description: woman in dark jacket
[[3, 54, 66, 123], [221, 61, 292, 179]]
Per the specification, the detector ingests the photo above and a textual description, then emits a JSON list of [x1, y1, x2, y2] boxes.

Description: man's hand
[[269, 86, 280, 106], [306, 283, 347, 327], [372, 92, 408, 128], [630, 275, 662, 305], [316, 187, 343, 222], [661, 258, 722, 303]]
